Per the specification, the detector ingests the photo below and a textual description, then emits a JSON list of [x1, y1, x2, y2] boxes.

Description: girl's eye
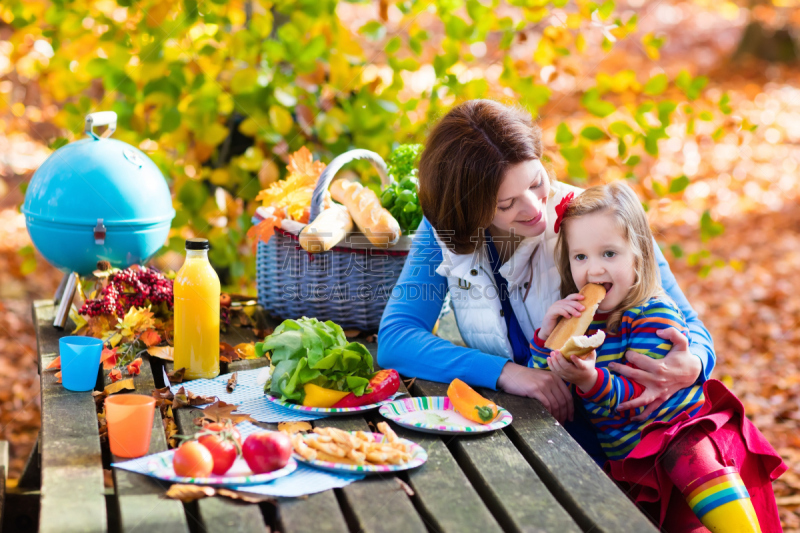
[[603, 251, 617, 258], [574, 254, 587, 261], [529, 179, 543, 190], [498, 200, 515, 212]]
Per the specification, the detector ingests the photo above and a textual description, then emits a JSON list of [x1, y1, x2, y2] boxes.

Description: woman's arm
[[377, 218, 508, 390]]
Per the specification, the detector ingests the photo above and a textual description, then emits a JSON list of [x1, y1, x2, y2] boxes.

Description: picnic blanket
[[169, 368, 328, 422], [113, 422, 364, 497]]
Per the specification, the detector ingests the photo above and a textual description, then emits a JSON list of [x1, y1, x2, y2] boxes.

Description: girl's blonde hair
[[555, 181, 664, 333]]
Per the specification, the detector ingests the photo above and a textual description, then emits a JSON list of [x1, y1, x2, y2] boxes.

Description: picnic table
[[21, 299, 659, 533]]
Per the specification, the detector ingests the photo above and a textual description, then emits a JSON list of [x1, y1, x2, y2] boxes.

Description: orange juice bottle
[[174, 238, 220, 380]]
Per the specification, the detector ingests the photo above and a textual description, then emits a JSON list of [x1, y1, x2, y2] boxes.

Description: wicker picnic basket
[[255, 149, 412, 332]]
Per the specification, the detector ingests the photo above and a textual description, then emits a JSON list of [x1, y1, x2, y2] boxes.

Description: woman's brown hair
[[418, 100, 549, 254], [555, 181, 666, 333]]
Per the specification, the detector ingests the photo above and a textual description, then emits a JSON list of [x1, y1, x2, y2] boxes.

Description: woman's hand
[[497, 362, 574, 423], [539, 294, 585, 340], [610, 328, 702, 421], [547, 350, 597, 393]]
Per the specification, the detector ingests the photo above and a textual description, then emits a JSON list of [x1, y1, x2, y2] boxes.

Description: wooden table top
[[33, 300, 658, 533]]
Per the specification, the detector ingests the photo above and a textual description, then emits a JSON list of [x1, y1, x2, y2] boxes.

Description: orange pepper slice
[[447, 378, 498, 424]]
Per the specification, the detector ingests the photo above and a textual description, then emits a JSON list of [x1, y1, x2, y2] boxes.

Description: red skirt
[[606, 379, 787, 532]]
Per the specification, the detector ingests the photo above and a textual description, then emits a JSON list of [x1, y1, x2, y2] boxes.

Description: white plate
[[379, 396, 512, 435], [294, 432, 427, 475]]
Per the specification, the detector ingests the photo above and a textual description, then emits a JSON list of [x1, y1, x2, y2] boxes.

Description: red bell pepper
[[332, 369, 400, 408]]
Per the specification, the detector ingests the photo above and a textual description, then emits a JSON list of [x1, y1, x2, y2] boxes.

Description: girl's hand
[[610, 328, 701, 421], [539, 294, 585, 340], [547, 350, 597, 393], [497, 362, 574, 423]]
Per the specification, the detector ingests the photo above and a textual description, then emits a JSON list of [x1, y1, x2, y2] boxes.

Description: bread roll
[[299, 203, 353, 253], [329, 178, 400, 248], [545, 283, 607, 360]]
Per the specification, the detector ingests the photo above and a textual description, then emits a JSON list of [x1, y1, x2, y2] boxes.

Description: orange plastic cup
[[105, 394, 156, 458]]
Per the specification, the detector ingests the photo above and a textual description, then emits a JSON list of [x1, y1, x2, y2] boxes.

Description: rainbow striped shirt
[[529, 297, 705, 460]]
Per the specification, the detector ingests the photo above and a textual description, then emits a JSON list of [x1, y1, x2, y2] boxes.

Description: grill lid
[[22, 111, 176, 227]]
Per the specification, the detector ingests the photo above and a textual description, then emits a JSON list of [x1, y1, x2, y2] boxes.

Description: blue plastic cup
[[59, 336, 103, 392]]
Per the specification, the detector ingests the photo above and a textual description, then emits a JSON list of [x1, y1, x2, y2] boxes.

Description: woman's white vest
[[433, 181, 583, 360]]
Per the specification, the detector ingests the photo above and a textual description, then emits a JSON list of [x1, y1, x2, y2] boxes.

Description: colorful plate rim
[[379, 396, 513, 433], [294, 432, 427, 474], [120, 451, 298, 486], [263, 393, 401, 414]]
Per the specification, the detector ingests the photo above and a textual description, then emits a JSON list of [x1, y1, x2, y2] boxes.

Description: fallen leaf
[[166, 484, 216, 502], [101, 348, 119, 370], [152, 386, 174, 401], [395, 478, 415, 497], [216, 488, 275, 503], [104, 378, 135, 395], [45, 356, 61, 370], [226, 372, 238, 393], [126, 357, 142, 376], [253, 327, 274, 339], [55, 371, 62, 383], [172, 386, 216, 409], [200, 400, 257, 425], [164, 417, 179, 448], [92, 390, 108, 411], [167, 367, 185, 384], [219, 342, 240, 364], [103, 469, 114, 489], [147, 346, 174, 361], [278, 421, 312, 434], [140, 329, 161, 347]]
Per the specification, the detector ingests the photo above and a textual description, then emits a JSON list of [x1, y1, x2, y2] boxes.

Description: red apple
[[242, 431, 292, 474]]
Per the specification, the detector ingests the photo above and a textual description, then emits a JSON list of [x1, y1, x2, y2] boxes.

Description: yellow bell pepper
[[302, 383, 350, 407]]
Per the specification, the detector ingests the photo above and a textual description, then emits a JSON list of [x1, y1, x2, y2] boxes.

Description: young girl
[[529, 181, 786, 532]]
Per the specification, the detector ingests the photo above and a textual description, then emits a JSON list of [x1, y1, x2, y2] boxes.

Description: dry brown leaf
[[395, 478, 415, 497], [164, 417, 179, 448], [199, 400, 257, 425], [167, 367, 185, 384], [152, 386, 174, 401], [234, 343, 257, 359], [226, 372, 238, 393], [216, 488, 275, 504], [45, 356, 61, 370], [219, 342, 240, 364], [104, 378, 135, 395], [147, 346, 174, 361], [103, 469, 114, 489], [253, 327, 274, 340], [165, 484, 216, 502], [172, 386, 216, 409], [278, 421, 312, 434], [92, 390, 108, 412]]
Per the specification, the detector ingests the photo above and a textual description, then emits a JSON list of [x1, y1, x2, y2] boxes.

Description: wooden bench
[[32, 299, 658, 533]]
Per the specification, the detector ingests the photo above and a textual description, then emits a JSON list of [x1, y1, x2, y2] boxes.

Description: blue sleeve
[[654, 241, 716, 382], [377, 218, 510, 390], [528, 329, 550, 370]]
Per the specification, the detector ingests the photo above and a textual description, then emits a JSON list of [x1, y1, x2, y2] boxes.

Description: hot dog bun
[[299, 203, 353, 252], [545, 283, 607, 360], [329, 178, 401, 248]]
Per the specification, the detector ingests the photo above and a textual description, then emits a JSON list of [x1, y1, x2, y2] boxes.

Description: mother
[[377, 100, 715, 463]]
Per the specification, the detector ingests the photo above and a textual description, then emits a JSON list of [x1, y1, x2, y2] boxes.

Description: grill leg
[[53, 272, 79, 330]]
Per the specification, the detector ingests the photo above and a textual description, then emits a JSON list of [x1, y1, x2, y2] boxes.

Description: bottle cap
[[185, 238, 210, 250]]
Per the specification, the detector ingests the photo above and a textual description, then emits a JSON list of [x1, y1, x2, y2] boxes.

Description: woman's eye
[[574, 254, 587, 261], [498, 200, 515, 212], [603, 251, 617, 258], [529, 180, 543, 190]]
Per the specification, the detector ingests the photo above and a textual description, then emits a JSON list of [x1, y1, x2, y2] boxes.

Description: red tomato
[[173, 441, 213, 478], [242, 432, 292, 474], [198, 434, 237, 476], [203, 422, 243, 447]]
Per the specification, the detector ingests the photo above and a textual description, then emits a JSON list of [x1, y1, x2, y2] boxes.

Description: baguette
[[299, 203, 353, 253], [329, 178, 401, 248], [545, 283, 607, 360]]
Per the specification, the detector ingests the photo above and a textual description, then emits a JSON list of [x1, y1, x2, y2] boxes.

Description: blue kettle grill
[[23, 112, 176, 328]]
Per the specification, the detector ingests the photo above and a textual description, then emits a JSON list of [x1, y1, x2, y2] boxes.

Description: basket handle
[[309, 149, 391, 222]]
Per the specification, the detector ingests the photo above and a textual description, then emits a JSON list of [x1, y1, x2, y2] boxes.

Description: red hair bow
[[554, 192, 574, 234]]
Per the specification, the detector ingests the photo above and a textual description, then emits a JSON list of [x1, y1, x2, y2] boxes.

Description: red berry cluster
[[80, 267, 174, 317]]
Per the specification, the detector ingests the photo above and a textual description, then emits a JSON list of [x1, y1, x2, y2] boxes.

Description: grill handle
[[85, 112, 117, 140]]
